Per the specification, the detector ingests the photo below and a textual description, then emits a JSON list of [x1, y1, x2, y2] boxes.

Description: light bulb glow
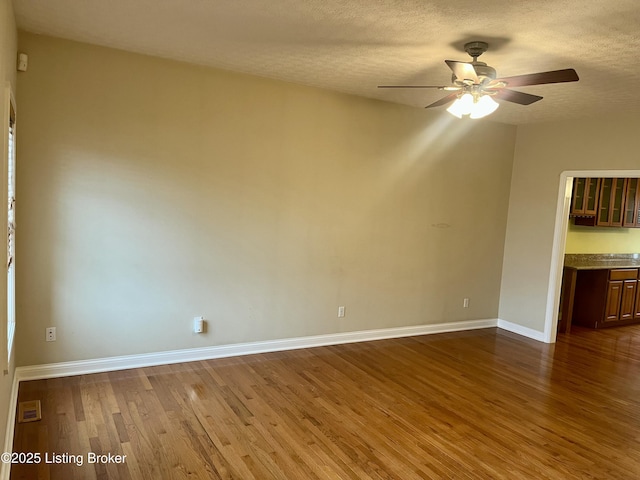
[[446, 93, 474, 118], [447, 93, 499, 119], [469, 95, 499, 119]]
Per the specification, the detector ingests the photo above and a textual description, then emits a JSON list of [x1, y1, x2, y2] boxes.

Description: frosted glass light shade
[[446, 93, 474, 118], [469, 95, 500, 119], [446, 93, 500, 119]]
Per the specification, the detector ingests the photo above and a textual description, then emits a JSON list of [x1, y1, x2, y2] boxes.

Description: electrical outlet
[[463, 298, 470, 308], [46, 327, 56, 342], [338, 306, 345, 318]]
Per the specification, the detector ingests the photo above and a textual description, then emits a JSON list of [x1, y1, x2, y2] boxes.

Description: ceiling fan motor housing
[[472, 63, 497, 82], [451, 62, 496, 85], [463, 42, 496, 83]]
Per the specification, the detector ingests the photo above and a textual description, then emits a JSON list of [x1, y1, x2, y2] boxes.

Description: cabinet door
[[605, 280, 622, 322], [584, 178, 601, 215], [619, 280, 637, 321], [571, 178, 587, 214], [571, 178, 600, 216], [610, 178, 627, 226], [623, 178, 640, 227], [598, 179, 613, 225], [598, 178, 627, 226]]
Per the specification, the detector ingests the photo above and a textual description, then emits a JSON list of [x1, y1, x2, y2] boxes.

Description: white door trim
[[545, 170, 640, 343]]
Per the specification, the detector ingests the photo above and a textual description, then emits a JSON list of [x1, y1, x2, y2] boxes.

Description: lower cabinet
[[620, 279, 638, 321], [604, 280, 623, 323], [605, 278, 637, 323], [574, 268, 640, 328]]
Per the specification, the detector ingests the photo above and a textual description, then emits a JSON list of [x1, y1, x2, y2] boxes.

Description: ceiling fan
[[378, 41, 579, 118]]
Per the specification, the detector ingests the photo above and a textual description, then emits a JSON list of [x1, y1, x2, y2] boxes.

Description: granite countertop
[[564, 253, 640, 270]]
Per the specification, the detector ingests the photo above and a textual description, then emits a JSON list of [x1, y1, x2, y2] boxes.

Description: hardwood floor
[[10, 326, 640, 479]]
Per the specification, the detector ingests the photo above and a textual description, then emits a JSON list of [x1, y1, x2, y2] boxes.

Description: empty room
[[1, 0, 640, 479]]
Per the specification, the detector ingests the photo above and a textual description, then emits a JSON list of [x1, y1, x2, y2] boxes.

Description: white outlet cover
[[193, 316, 204, 333], [46, 327, 56, 341]]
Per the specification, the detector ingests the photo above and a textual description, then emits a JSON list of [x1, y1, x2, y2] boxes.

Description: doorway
[[545, 170, 640, 343]]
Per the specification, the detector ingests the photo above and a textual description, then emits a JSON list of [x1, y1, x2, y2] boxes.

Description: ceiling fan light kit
[[378, 41, 579, 120], [447, 93, 499, 119]]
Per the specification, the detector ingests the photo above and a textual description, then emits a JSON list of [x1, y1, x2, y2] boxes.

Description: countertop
[[564, 254, 640, 270]]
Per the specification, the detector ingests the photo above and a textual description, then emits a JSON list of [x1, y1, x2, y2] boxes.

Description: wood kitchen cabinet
[[573, 268, 640, 328], [623, 177, 640, 227], [604, 280, 623, 322], [572, 177, 627, 227], [570, 177, 600, 215], [597, 178, 627, 226], [606, 275, 637, 323], [571, 177, 640, 228], [620, 280, 637, 321]]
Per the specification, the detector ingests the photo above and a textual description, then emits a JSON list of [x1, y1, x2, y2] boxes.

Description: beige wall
[[499, 115, 640, 333], [565, 222, 640, 254], [16, 32, 516, 366], [0, 0, 16, 457]]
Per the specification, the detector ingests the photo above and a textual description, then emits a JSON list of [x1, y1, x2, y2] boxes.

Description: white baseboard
[[3, 316, 545, 480], [497, 319, 546, 342], [16, 318, 498, 382]]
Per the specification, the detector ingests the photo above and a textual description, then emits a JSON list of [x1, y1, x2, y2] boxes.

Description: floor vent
[[18, 400, 41, 423]]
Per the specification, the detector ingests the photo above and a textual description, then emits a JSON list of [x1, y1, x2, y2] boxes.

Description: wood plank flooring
[[10, 326, 640, 479]]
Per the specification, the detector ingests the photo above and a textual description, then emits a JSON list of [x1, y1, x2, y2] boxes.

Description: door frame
[[545, 169, 640, 343]]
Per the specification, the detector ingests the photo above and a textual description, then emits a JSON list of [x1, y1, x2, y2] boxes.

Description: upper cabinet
[[623, 178, 640, 228], [572, 177, 639, 228], [571, 178, 600, 216], [597, 178, 626, 227]]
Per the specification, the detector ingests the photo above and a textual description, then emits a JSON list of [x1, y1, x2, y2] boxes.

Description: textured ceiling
[[12, 0, 640, 125]]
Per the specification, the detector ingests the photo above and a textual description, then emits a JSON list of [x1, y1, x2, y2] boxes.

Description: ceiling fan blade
[[378, 85, 448, 89], [445, 60, 478, 83], [425, 92, 459, 109], [494, 89, 543, 105], [492, 68, 579, 88]]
